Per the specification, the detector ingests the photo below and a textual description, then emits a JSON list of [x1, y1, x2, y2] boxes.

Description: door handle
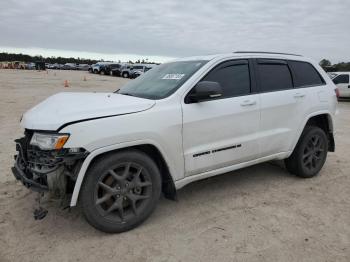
[[240, 100, 256, 106], [294, 93, 305, 98]]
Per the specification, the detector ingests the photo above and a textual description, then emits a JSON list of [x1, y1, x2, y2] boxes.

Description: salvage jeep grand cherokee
[[12, 52, 337, 233]]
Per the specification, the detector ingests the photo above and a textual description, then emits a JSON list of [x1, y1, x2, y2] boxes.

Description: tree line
[[319, 59, 350, 72], [0, 52, 159, 65]]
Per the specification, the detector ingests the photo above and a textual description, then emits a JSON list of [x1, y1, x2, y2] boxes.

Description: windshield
[[117, 60, 208, 99]]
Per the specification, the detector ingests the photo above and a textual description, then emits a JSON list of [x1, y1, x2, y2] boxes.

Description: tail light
[[335, 87, 340, 98]]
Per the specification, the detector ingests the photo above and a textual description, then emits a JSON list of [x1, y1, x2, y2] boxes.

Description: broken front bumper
[[12, 160, 49, 192], [11, 133, 87, 194]]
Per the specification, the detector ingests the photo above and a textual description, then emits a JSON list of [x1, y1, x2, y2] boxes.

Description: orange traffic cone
[[64, 80, 69, 87]]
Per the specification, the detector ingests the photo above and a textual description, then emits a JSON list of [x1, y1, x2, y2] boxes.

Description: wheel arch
[[292, 111, 335, 154], [69, 141, 177, 206]]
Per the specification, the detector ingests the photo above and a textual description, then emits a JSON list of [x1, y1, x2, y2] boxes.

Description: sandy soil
[[0, 69, 349, 262]]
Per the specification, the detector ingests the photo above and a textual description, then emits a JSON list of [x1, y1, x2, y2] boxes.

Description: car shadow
[[27, 160, 297, 237]]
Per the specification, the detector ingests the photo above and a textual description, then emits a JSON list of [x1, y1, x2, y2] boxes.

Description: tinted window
[[289, 61, 324, 87], [257, 62, 293, 92], [333, 74, 349, 84], [202, 61, 250, 98]]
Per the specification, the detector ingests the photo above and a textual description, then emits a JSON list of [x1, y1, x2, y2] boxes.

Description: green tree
[[319, 59, 331, 68]]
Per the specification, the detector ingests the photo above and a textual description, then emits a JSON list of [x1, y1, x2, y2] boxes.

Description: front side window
[[333, 74, 349, 84], [201, 60, 250, 98], [118, 60, 208, 99], [257, 60, 293, 92], [289, 61, 324, 87]]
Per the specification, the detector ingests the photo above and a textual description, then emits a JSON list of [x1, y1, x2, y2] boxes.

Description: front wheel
[[285, 126, 328, 178], [80, 150, 161, 233], [122, 72, 129, 78]]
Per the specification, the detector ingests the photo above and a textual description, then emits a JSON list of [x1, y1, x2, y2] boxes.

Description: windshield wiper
[[119, 92, 136, 97]]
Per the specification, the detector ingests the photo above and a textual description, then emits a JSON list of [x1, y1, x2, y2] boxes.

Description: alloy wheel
[[302, 134, 325, 172], [94, 162, 152, 223]]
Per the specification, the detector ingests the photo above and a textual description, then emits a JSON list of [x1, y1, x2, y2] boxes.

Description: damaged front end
[[12, 130, 88, 219]]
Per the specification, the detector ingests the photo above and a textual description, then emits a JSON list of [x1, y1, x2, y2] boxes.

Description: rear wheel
[[285, 126, 328, 178], [122, 72, 129, 78], [80, 150, 161, 233]]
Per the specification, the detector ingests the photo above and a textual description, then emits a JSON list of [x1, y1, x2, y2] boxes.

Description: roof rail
[[234, 51, 302, 56]]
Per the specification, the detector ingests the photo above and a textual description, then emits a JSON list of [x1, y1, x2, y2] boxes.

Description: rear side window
[[257, 61, 293, 92], [202, 60, 250, 98], [289, 61, 324, 87], [333, 74, 349, 84]]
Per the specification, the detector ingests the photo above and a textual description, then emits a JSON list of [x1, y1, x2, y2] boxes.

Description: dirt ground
[[0, 69, 349, 262]]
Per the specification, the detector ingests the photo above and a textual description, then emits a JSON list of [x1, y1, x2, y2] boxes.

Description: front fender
[[69, 139, 178, 206]]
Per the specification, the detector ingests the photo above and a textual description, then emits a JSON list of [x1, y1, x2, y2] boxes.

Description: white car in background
[[92, 62, 112, 74], [332, 72, 350, 97], [12, 51, 337, 233]]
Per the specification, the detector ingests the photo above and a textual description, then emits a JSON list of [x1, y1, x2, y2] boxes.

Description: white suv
[[12, 52, 337, 233], [331, 72, 350, 97]]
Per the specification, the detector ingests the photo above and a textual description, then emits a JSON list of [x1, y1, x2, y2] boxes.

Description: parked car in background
[[88, 64, 95, 73], [327, 72, 338, 79], [120, 64, 133, 78], [92, 62, 111, 74], [130, 65, 154, 79], [48, 63, 60, 69], [110, 64, 125, 76], [120, 64, 154, 78], [77, 64, 90, 71], [100, 63, 122, 75], [62, 63, 77, 70], [12, 52, 337, 233], [26, 62, 36, 70], [332, 72, 350, 97]]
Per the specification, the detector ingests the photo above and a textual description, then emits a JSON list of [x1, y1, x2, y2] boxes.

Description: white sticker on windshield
[[162, 74, 185, 80]]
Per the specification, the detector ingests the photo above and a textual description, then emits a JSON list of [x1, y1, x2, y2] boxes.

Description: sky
[[0, 0, 349, 63]]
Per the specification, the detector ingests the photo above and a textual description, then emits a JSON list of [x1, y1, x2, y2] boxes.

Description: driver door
[[181, 59, 260, 176]]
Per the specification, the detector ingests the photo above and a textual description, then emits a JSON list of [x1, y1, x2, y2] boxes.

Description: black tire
[[122, 72, 129, 78], [80, 150, 161, 233], [285, 126, 328, 178]]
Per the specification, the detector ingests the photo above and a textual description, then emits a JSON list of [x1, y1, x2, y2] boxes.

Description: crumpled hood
[[21, 92, 155, 131]]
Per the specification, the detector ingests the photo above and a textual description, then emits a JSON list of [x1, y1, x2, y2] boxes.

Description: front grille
[[27, 147, 64, 171]]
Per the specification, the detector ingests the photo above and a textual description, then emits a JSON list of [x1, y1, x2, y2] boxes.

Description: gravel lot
[[0, 69, 349, 262]]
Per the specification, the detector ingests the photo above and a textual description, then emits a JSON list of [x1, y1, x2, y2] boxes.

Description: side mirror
[[187, 81, 223, 103]]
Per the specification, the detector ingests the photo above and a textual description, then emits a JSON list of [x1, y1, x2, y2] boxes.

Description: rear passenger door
[[256, 59, 311, 156]]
